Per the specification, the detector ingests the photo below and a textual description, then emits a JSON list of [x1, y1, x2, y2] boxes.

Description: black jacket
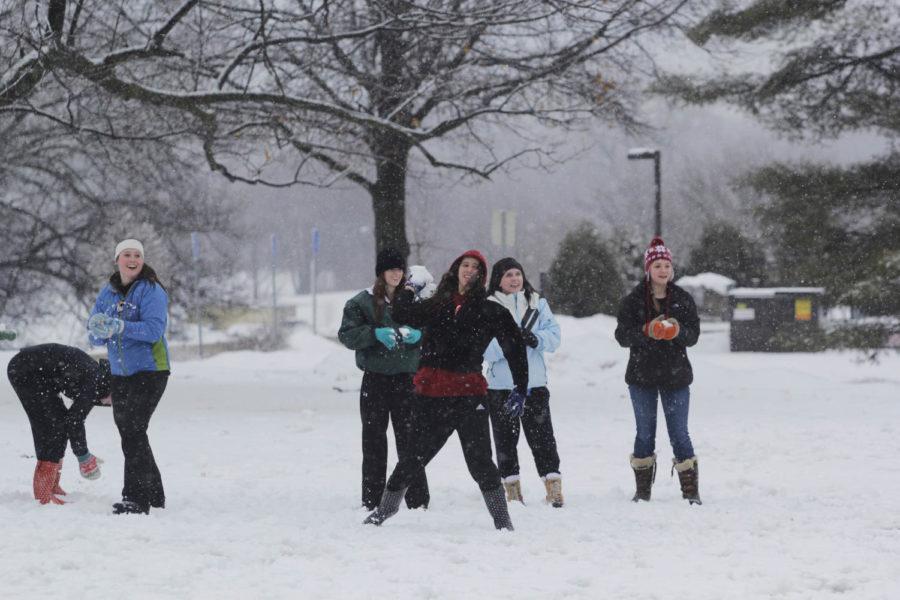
[[393, 288, 528, 393], [614, 281, 700, 389], [7, 344, 110, 455]]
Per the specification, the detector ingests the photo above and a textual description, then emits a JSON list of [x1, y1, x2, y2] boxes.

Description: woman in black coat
[[7, 344, 111, 505], [614, 237, 702, 505], [363, 250, 528, 530]]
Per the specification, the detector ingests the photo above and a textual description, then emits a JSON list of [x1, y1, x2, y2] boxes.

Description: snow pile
[[675, 272, 735, 295], [1, 312, 899, 599]]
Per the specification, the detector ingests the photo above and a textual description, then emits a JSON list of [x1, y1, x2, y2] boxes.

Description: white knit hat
[[114, 239, 145, 261]]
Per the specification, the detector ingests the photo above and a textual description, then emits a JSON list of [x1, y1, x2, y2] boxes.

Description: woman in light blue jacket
[[88, 239, 170, 515], [483, 257, 563, 507]]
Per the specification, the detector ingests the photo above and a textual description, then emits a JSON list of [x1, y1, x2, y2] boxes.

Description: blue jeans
[[629, 385, 694, 462]]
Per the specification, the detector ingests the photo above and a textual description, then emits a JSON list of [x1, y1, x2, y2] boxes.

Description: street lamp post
[[627, 148, 662, 236]]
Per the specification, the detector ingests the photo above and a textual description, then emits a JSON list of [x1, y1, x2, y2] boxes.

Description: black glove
[[521, 330, 538, 349]]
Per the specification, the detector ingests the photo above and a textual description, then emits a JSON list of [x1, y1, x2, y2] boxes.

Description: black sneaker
[[112, 500, 149, 515]]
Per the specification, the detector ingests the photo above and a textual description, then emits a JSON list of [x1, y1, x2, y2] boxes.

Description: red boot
[[33, 461, 65, 505], [53, 458, 66, 496]]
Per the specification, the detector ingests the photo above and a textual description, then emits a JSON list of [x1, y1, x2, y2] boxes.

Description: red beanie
[[454, 249, 488, 275], [643, 236, 673, 273]]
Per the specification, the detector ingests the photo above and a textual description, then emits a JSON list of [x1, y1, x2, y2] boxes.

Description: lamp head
[[627, 148, 660, 160]]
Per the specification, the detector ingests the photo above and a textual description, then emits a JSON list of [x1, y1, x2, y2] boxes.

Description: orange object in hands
[[659, 318, 680, 341], [643, 316, 668, 340]]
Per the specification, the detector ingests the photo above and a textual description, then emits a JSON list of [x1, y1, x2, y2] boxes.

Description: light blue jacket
[[88, 278, 171, 376], [484, 292, 560, 389]]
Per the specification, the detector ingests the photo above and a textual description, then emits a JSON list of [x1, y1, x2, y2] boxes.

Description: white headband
[[115, 239, 145, 261]]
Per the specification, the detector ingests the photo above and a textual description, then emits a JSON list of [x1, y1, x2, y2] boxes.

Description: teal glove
[[374, 327, 398, 350], [400, 327, 422, 345]]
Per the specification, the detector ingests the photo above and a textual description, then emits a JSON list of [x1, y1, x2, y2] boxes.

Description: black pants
[[487, 387, 561, 479], [360, 372, 430, 510], [112, 371, 168, 508], [386, 395, 501, 493], [12, 387, 68, 462]]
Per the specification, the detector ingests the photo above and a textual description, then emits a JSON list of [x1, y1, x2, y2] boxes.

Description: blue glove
[[503, 388, 527, 418], [374, 327, 398, 350], [88, 314, 113, 339], [400, 327, 422, 345], [88, 314, 125, 339], [109, 317, 125, 336]]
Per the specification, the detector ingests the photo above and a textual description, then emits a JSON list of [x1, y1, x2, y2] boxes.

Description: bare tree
[[0, 111, 242, 322], [2, 0, 691, 256]]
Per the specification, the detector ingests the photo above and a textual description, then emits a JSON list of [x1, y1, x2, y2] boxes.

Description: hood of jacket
[[488, 290, 540, 322]]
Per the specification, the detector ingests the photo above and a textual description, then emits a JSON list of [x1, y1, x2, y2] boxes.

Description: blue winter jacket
[[88, 278, 171, 376], [483, 292, 560, 389]]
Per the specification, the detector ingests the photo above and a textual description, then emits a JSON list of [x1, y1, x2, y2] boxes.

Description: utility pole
[[627, 148, 662, 236], [191, 232, 203, 358]]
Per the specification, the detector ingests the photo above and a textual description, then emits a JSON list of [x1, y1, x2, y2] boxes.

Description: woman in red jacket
[[363, 250, 528, 531]]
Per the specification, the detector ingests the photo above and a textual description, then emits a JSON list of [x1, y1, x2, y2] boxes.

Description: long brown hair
[[428, 254, 487, 309], [373, 272, 406, 323]]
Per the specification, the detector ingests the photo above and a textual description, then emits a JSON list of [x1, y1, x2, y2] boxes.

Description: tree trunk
[[369, 4, 413, 260], [370, 131, 411, 258]]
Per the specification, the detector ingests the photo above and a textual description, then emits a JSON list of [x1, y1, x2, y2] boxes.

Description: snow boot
[[112, 500, 150, 515], [33, 461, 65, 505], [543, 473, 564, 508], [482, 486, 514, 530], [363, 487, 407, 526], [502, 476, 524, 503], [77, 454, 101, 480], [672, 456, 702, 505], [52, 458, 66, 496], [630, 453, 656, 502]]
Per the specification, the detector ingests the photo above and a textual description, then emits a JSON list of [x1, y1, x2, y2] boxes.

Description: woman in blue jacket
[[88, 239, 171, 515], [483, 258, 564, 507]]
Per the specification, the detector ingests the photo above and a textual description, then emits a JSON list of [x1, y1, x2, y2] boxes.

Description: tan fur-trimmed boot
[[502, 476, 524, 504], [630, 453, 656, 502], [542, 473, 563, 508], [672, 456, 702, 505]]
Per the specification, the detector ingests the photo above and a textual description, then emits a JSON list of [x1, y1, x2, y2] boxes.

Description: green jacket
[[338, 290, 420, 375]]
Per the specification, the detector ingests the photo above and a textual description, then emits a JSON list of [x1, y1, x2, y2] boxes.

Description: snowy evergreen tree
[[686, 221, 766, 286], [545, 222, 623, 317], [662, 0, 900, 314], [744, 160, 900, 315]]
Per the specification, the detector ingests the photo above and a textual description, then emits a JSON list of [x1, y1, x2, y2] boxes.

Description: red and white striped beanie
[[643, 236, 673, 273]]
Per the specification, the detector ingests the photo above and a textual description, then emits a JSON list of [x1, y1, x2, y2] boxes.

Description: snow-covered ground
[[1, 299, 899, 599]]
